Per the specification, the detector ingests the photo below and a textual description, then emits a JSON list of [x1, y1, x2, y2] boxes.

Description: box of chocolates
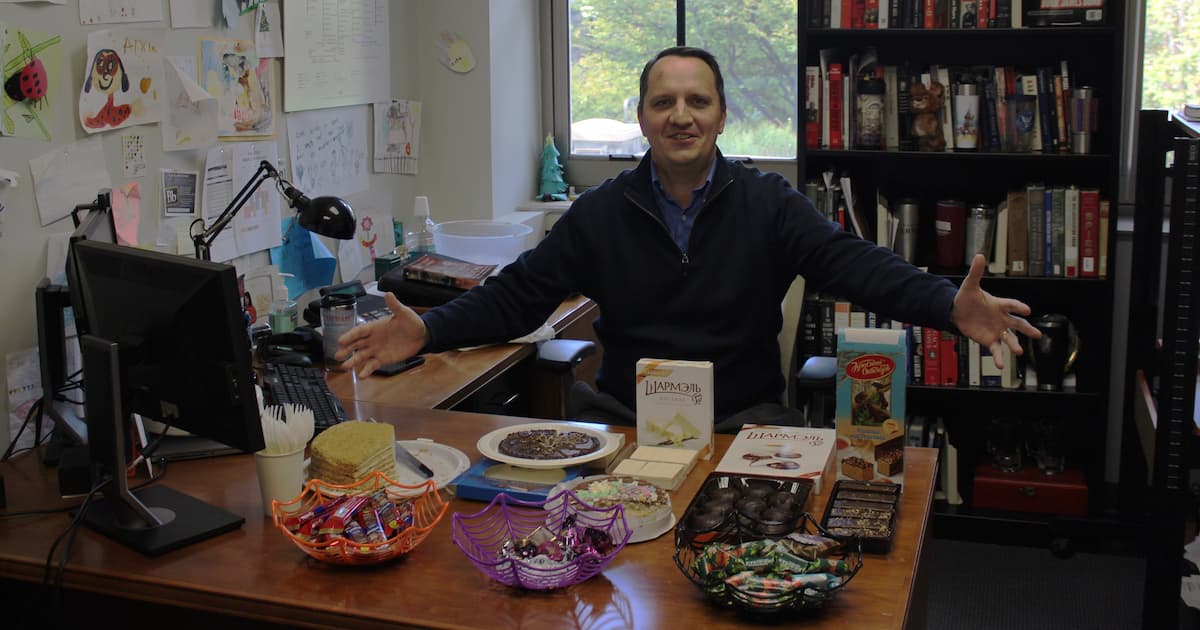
[[675, 472, 814, 547], [636, 358, 714, 460], [714, 425, 837, 494], [835, 328, 908, 485], [820, 480, 900, 553]]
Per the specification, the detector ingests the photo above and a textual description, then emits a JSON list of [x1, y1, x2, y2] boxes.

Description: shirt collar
[[649, 156, 719, 207]]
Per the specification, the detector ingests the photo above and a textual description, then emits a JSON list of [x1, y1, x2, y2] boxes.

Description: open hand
[[951, 254, 1042, 369], [335, 293, 426, 377]]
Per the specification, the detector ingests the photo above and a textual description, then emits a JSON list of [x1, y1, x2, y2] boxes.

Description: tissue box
[[836, 328, 908, 486], [635, 358, 714, 460]]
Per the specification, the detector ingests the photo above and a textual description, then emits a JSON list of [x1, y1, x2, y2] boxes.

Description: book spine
[[829, 64, 844, 149], [936, 66, 954, 150], [909, 324, 923, 384], [1054, 73, 1069, 152], [1036, 67, 1057, 152], [1098, 198, 1110, 278], [939, 330, 958, 386], [1027, 183, 1045, 276], [1019, 74, 1043, 152], [923, 327, 941, 385], [897, 68, 914, 150], [1006, 188, 1028, 276], [993, 0, 1011, 28], [884, 65, 900, 150], [806, 66, 822, 149], [977, 0, 990, 27], [1064, 185, 1079, 277], [825, 0, 833, 26], [809, 0, 826, 26], [989, 196, 1009, 274], [879, 0, 890, 27], [820, 295, 838, 355], [983, 76, 1001, 151], [968, 339, 982, 386], [1044, 187, 1054, 276], [1051, 185, 1066, 276], [1079, 187, 1100, 277], [924, 0, 936, 28]]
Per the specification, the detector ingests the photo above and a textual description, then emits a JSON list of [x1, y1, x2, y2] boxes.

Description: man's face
[[638, 55, 726, 173]]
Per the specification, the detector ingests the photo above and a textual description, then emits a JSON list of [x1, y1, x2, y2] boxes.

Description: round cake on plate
[[563, 475, 673, 543]]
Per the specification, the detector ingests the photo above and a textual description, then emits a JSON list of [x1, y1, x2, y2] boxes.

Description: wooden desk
[[0, 406, 935, 629], [325, 295, 598, 411]]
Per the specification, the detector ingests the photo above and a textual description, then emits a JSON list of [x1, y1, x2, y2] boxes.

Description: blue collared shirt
[[650, 158, 717, 253]]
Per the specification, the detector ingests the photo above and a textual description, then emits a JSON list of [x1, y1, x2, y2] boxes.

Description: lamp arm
[[192, 160, 279, 260]]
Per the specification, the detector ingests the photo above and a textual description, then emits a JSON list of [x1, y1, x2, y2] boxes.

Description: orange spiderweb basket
[[271, 471, 448, 566]]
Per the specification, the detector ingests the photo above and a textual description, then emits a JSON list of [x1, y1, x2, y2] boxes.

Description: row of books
[[803, 172, 1111, 279], [807, 0, 1017, 29], [807, 50, 1094, 155], [807, 0, 1104, 29], [800, 295, 1022, 388]]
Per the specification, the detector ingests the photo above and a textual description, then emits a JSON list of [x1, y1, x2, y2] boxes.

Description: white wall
[[0, 1, 543, 448]]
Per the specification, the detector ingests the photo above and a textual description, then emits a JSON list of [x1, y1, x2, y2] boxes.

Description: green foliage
[[719, 120, 797, 158], [1142, 0, 1200, 111], [569, 0, 798, 148]]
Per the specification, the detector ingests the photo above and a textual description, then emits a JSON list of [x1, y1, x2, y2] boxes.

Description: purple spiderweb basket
[[452, 489, 632, 590]]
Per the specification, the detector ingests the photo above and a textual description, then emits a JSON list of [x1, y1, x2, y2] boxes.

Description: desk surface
[[0, 406, 935, 629], [326, 294, 596, 409]]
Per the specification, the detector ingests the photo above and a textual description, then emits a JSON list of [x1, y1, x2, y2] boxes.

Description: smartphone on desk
[[374, 355, 425, 376]]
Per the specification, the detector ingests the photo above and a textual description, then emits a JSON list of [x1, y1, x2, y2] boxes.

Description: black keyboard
[[260, 363, 349, 433]]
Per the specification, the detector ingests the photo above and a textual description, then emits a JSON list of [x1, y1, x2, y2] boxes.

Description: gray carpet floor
[[925, 538, 1146, 629]]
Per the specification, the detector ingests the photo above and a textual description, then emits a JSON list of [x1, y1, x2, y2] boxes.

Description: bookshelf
[[798, 2, 1126, 544]]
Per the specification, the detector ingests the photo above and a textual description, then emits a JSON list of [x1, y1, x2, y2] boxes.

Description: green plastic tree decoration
[[538, 134, 568, 201]]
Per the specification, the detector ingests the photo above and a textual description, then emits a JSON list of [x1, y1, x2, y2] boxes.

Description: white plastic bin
[[432, 220, 533, 268]]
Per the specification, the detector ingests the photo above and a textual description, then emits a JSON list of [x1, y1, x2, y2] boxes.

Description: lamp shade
[[294, 194, 355, 239]]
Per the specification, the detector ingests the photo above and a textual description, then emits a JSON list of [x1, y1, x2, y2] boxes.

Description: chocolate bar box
[[635, 358, 714, 460], [835, 328, 907, 486]]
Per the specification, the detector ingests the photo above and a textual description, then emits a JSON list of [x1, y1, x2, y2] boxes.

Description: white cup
[[254, 446, 307, 517]]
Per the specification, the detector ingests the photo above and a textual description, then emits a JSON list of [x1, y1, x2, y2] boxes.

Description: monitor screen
[[72, 240, 263, 452], [69, 240, 264, 555], [65, 204, 116, 337]]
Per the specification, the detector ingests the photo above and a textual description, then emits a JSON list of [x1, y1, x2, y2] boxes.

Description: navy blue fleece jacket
[[420, 151, 957, 417]]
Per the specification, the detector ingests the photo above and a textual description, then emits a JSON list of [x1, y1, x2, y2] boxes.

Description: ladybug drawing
[[2, 29, 61, 139]]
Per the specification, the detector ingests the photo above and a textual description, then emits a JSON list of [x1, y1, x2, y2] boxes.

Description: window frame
[[542, 0, 799, 188]]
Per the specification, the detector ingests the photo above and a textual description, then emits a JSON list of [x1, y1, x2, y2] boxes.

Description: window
[[1140, 0, 1199, 114], [550, 0, 799, 177]]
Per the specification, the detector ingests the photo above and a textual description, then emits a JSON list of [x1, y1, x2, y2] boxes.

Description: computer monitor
[[33, 194, 117, 457], [70, 239, 265, 556]]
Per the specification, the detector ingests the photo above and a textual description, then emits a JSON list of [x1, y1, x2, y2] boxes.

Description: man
[[337, 46, 1039, 427]]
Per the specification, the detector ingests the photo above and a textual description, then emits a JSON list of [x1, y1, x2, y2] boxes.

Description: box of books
[[635, 358, 714, 460], [715, 424, 837, 495], [836, 328, 908, 486]]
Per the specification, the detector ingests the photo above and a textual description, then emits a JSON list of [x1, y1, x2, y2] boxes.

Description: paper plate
[[305, 439, 469, 497], [476, 423, 619, 470]]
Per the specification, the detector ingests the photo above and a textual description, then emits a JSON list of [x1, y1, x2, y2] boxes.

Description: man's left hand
[[951, 254, 1042, 369]]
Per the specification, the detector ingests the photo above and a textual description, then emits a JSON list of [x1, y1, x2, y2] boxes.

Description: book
[[835, 327, 908, 485], [1006, 188, 1028, 276], [1018, 74, 1043, 152], [1027, 183, 1046, 276], [715, 425, 837, 494], [829, 63, 845, 149], [1098, 198, 1110, 278], [923, 326, 941, 385], [402, 253, 496, 290], [939, 330, 958, 386], [806, 66, 822, 149], [1064, 185, 1079, 277], [989, 196, 1009, 274], [1079, 187, 1100, 277], [1024, 0, 1105, 26], [635, 358, 714, 460], [1050, 185, 1066, 276]]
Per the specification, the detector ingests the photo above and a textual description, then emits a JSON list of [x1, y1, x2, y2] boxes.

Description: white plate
[[304, 439, 470, 497], [476, 423, 619, 470]]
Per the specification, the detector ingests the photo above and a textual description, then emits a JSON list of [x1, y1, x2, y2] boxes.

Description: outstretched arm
[[951, 254, 1043, 369], [335, 293, 427, 377]]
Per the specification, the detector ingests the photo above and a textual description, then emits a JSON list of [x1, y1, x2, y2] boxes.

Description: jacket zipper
[[626, 176, 733, 279]]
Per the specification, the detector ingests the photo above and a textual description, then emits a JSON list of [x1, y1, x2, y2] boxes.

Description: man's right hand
[[335, 292, 427, 377]]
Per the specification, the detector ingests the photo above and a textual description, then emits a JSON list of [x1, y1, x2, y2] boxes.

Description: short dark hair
[[638, 47, 726, 113]]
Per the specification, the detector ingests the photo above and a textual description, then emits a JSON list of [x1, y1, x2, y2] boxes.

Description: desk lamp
[[191, 159, 355, 261]]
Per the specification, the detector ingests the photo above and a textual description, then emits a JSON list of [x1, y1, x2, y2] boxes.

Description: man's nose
[[669, 103, 693, 125]]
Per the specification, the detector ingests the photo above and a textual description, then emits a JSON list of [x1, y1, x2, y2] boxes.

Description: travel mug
[[320, 293, 358, 369], [953, 83, 980, 151], [1028, 313, 1080, 391], [894, 198, 920, 264], [934, 200, 966, 269], [964, 204, 996, 262]]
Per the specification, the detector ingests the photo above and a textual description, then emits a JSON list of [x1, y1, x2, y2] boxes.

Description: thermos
[[894, 198, 920, 264], [964, 204, 996, 263], [953, 83, 980, 151], [934, 199, 966, 269], [320, 293, 357, 369]]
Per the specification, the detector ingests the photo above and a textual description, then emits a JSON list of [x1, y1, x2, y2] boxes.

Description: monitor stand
[[77, 335, 246, 557], [77, 485, 244, 557]]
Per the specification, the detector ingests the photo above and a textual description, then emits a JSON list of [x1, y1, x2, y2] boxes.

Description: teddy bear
[[910, 80, 946, 152]]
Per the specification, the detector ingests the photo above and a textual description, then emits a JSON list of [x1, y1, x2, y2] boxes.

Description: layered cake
[[309, 420, 397, 485], [841, 456, 875, 481], [566, 475, 672, 542]]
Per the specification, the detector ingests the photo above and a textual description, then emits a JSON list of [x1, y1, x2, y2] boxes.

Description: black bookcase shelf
[[799, 4, 1125, 543]]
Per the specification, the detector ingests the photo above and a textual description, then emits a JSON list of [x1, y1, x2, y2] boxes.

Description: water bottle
[[407, 196, 437, 255]]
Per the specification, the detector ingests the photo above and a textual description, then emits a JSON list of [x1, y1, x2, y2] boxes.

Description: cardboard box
[[635, 358, 714, 460], [836, 328, 908, 486], [714, 424, 837, 494]]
